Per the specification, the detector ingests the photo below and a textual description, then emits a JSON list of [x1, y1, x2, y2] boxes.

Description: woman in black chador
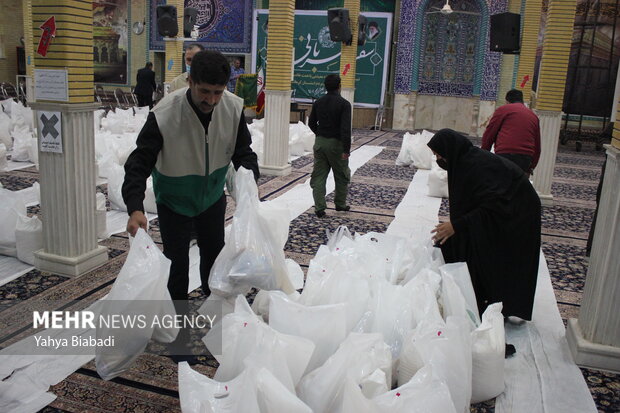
[[428, 128, 541, 321]]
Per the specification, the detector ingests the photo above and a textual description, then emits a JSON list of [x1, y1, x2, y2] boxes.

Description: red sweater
[[481, 103, 541, 170]]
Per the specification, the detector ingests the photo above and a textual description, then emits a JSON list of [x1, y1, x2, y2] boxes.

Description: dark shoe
[[170, 353, 200, 365], [505, 343, 516, 358], [315, 210, 326, 218], [335, 205, 350, 212]]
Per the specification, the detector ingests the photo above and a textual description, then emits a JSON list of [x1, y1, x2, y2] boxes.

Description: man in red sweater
[[481, 89, 541, 174]]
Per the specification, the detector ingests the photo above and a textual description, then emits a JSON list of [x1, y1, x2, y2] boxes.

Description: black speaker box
[[490, 12, 521, 54], [157, 5, 178, 37], [357, 15, 368, 46], [184, 8, 198, 38], [327, 8, 352, 43]]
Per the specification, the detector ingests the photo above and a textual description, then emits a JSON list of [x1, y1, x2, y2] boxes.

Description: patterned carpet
[[0, 129, 618, 412]]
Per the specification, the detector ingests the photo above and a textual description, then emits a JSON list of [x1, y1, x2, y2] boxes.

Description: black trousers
[[496, 153, 532, 174], [136, 94, 153, 109], [156, 194, 226, 306]]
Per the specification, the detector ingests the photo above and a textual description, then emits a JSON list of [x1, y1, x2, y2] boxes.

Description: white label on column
[[34, 69, 69, 102], [38, 111, 63, 153]]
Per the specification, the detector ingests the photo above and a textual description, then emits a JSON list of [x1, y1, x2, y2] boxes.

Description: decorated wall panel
[[149, 0, 253, 53]]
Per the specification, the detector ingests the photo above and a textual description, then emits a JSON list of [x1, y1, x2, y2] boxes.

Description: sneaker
[[315, 210, 326, 218], [335, 205, 350, 212]]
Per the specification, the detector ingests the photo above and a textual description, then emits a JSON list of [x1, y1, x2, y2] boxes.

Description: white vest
[[152, 88, 243, 177]]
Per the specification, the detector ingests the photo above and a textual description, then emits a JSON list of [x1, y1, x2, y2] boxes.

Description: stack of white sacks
[[0, 186, 42, 265], [0, 99, 38, 170], [175, 168, 506, 413], [248, 118, 315, 161], [396, 130, 448, 198]]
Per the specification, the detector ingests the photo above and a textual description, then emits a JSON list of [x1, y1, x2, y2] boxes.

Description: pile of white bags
[[183, 224, 508, 413], [0, 188, 27, 257], [288, 121, 315, 157], [395, 130, 434, 169], [0, 100, 37, 165], [95, 229, 178, 380], [248, 118, 316, 162]]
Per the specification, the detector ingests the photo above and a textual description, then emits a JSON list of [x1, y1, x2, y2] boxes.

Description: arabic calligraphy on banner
[[253, 10, 392, 107]]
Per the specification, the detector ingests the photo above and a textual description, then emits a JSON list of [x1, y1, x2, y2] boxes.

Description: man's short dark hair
[[324, 74, 341, 92], [190, 50, 230, 85], [145, 62, 153, 69], [506, 89, 524, 103]]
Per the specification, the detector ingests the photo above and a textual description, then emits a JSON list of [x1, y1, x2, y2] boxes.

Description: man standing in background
[[134, 62, 156, 108], [308, 74, 352, 218], [227, 58, 245, 93], [481, 89, 541, 174], [169, 43, 204, 92]]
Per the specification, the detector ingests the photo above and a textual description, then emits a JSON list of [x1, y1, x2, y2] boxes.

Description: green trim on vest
[[152, 165, 228, 217]]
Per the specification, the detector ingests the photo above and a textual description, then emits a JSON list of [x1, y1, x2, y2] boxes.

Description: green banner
[[253, 10, 392, 107], [235, 74, 258, 108]]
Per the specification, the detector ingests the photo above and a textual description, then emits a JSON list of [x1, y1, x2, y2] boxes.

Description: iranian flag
[[256, 54, 266, 115]]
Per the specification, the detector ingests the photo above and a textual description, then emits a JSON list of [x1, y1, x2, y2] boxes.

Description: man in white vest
[[122, 50, 259, 363]]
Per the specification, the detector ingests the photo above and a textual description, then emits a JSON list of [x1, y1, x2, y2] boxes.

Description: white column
[[341, 87, 355, 139], [261, 89, 292, 176], [567, 145, 620, 373], [611, 65, 620, 122], [533, 109, 562, 205], [31, 102, 108, 277]]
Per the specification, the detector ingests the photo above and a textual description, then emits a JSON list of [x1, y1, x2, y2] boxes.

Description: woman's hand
[[431, 221, 455, 245]]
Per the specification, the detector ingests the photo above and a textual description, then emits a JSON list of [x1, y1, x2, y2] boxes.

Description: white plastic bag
[[397, 317, 472, 412], [269, 293, 347, 374], [471, 302, 505, 403], [178, 363, 312, 413], [209, 167, 293, 297], [297, 333, 392, 413], [203, 295, 314, 391], [395, 132, 415, 166], [342, 365, 457, 413], [428, 161, 448, 198], [0, 188, 27, 256], [410, 130, 434, 169], [15, 214, 43, 265], [95, 229, 178, 380], [439, 262, 481, 328]]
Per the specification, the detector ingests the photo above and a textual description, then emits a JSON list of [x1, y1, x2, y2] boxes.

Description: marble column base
[[259, 163, 292, 176], [567, 319, 620, 374], [538, 192, 554, 206], [34, 246, 108, 278]]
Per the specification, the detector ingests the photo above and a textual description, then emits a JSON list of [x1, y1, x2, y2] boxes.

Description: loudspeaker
[[357, 15, 368, 46], [183, 7, 198, 38], [327, 8, 352, 44], [490, 12, 521, 54], [156, 5, 178, 37]]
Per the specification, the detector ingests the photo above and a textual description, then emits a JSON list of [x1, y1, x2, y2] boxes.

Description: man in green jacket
[[122, 50, 259, 362]]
